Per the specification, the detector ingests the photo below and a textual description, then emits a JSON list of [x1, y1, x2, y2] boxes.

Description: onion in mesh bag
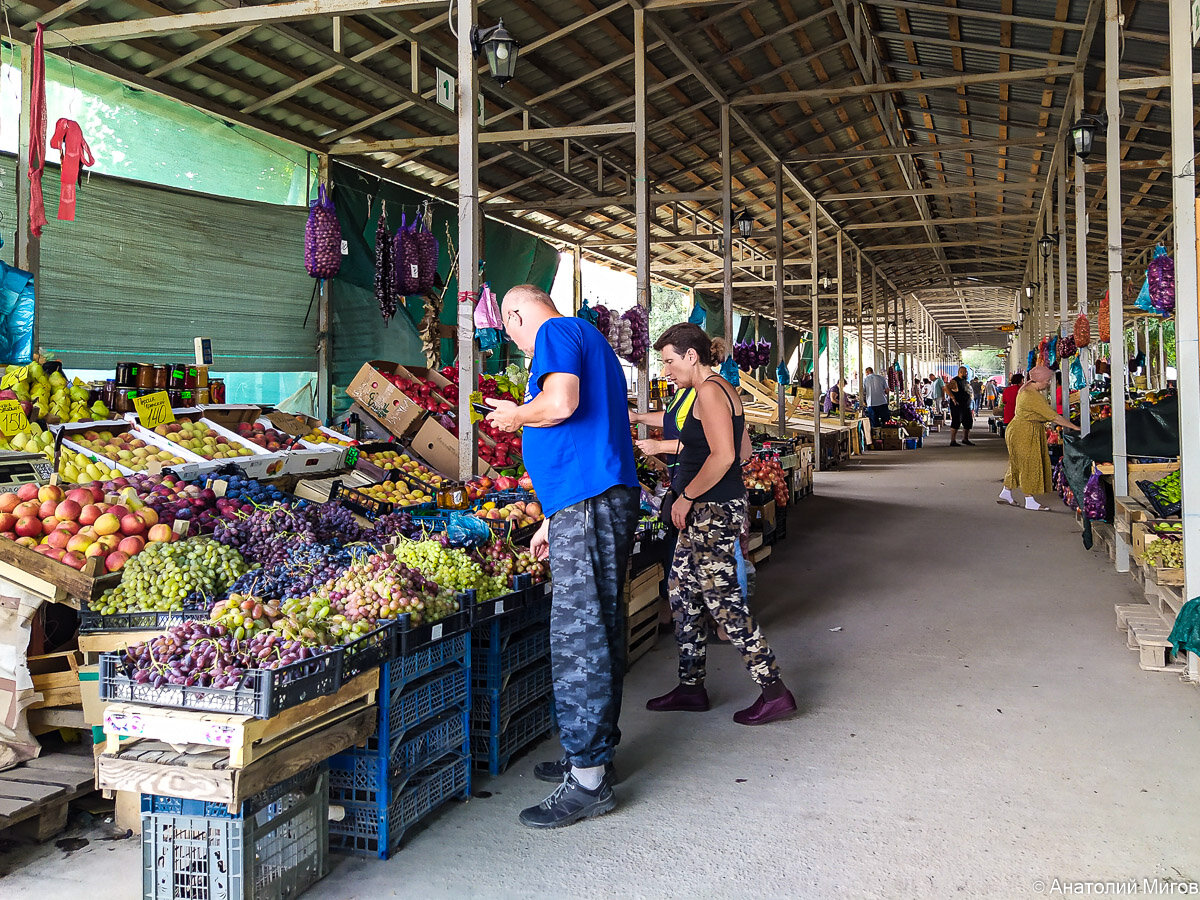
[[1082, 471, 1105, 520], [1098, 291, 1110, 342], [1147, 246, 1175, 314], [305, 184, 341, 278], [416, 221, 440, 292], [1074, 312, 1090, 347]]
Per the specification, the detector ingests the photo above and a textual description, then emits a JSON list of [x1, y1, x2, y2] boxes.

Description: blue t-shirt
[[523, 317, 638, 517]]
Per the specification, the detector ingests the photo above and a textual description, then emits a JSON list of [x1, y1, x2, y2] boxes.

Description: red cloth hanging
[[28, 23, 48, 237], [50, 119, 94, 222]]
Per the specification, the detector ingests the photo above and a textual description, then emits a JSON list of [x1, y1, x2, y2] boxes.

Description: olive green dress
[[1003, 388, 1055, 494]]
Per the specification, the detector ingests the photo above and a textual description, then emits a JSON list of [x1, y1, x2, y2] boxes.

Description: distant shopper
[[487, 285, 640, 829], [1001, 374, 1024, 425], [983, 379, 999, 409], [970, 376, 983, 412], [862, 366, 889, 430], [948, 366, 975, 446], [929, 372, 945, 410], [646, 322, 796, 726], [998, 365, 1081, 510], [822, 380, 842, 415]]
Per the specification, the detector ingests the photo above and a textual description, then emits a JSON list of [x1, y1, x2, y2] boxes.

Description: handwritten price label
[[133, 391, 175, 429], [0, 399, 29, 435], [0, 366, 29, 391]]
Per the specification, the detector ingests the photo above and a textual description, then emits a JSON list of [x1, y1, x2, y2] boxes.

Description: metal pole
[[1074, 79, 1091, 438], [775, 161, 786, 437], [1058, 162, 1069, 417], [572, 244, 582, 315], [456, 0, 480, 481], [856, 248, 864, 429], [634, 8, 650, 426], [721, 104, 733, 343], [810, 197, 821, 472], [837, 232, 846, 424], [1169, 0, 1199, 614], [316, 154, 332, 422], [872, 268, 879, 374], [1105, 0, 1129, 571]]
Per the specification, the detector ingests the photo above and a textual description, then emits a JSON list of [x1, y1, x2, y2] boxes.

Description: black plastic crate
[[395, 594, 471, 657], [142, 767, 328, 900], [341, 620, 397, 682], [329, 751, 470, 860], [330, 479, 393, 519], [99, 646, 343, 719], [471, 697, 555, 777], [471, 625, 551, 692], [329, 707, 469, 807], [471, 659, 552, 732], [471, 575, 538, 625], [80, 608, 208, 634]]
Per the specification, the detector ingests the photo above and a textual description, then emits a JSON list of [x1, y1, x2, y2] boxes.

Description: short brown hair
[[653, 322, 721, 366]]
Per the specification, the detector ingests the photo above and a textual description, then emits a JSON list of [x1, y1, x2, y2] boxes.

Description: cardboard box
[[78, 664, 102, 726], [876, 425, 908, 451], [407, 418, 500, 479], [748, 499, 776, 533], [345, 361, 425, 438]]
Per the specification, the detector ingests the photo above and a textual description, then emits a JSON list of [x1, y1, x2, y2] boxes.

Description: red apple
[[104, 550, 130, 572], [0, 512, 15, 532], [137, 507, 160, 528], [16, 483, 39, 502], [44, 547, 66, 562], [147, 524, 174, 543], [13, 501, 38, 520], [93, 513, 121, 536], [62, 551, 86, 570], [40, 517, 60, 534], [107, 505, 130, 521], [119, 514, 145, 537], [38, 499, 58, 519], [55, 499, 82, 521], [55, 521, 80, 536], [88, 484, 105, 502], [79, 504, 102, 526], [96, 534, 121, 552], [117, 535, 145, 556], [15, 516, 42, 538], [65, 488, 93, 506], [15, 535, 37, 547], [0, 493, 19, 513], [37, 484, 64, 505], [45, 529, 71, 550]]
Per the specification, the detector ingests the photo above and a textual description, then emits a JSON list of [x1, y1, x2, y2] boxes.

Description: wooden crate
[[1148, 563, 1184, 587], [1114, 496, 1152, 540], [624, 564, 662, 615], [101, 671, 378, 768], [0, 540, 119, 604], [27, 651, 82, 710]]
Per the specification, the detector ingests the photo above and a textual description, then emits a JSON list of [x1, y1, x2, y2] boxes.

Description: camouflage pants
[[547, 484, 640, 768], [668, 496, 780, 687]]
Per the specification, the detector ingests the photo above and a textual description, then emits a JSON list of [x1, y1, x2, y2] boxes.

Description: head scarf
[[1027, 364, 1054, 386]]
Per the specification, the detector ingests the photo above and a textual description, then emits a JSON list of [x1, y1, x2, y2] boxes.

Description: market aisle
[[7, 430, 1200, 899]]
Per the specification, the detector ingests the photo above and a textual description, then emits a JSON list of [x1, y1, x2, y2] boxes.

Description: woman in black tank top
[[643, 323, 796, 727]]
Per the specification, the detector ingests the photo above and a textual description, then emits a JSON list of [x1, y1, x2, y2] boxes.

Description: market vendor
[[486, 284, 640, 830]]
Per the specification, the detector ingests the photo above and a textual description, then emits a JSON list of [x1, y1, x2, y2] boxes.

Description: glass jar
[[184, 366, 199, 390], [136, 364, 156, 391], [168, 364, 186, 390], [115, 362, 138, 387], [167, 389, 182, 407], [152, 365, 170, 390], [117, 388, 138, 413], [438, 481, 469, 510], [194, 365, 209, 388], [180, 389, 195, 407], [209, 378, 226, 404], [196, 387, 212, 405], [103, 379, 116, 408]]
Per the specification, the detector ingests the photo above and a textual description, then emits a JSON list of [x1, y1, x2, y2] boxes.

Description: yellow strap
[[667, 388, 697, 432]]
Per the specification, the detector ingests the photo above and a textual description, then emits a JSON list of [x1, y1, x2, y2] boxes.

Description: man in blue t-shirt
[[486, 285, 640, 830]]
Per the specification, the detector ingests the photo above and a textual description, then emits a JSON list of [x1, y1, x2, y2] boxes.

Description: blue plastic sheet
[[719, 355, 741, 386], [0, 261, 35, 365], [688, 302, 706, 328]]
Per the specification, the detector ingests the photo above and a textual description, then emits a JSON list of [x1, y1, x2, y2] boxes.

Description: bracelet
[[681, 491, 696, 502]]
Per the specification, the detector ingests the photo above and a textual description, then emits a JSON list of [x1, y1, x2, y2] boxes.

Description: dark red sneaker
[[646, 684, 711, 712], [733, 689, 797, 725]]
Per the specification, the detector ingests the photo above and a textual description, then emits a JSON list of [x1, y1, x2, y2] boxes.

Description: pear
[[26, 362, 44, 381], [69, 385, 88, 402], [10, 432, 28, 451]]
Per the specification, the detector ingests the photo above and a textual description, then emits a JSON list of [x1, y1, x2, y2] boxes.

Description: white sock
[[572, 765, 605, 790], [999, 488, 1013, 503], [1024, 496, 1042, 510]]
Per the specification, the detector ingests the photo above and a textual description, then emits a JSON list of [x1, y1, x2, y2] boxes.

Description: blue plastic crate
[[383, 632, 469, 697], [472, 589, 551, 647], [471, 696, 555, 777], [367, 664, 469, 758], [471, 659, 553, 733], [328, 751, 470, 860], [471, 625, 550, 691], [329, 706, 469, 807]]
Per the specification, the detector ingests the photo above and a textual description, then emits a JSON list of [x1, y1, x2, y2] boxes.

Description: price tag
[[172, 518, 190, 538], [146, 459, 164, 475], [494, 599, 505, 615], [0, 365, 29, 391], [345, 448, 359, 466], [431, 624, 443, 641], [0, 399, 29, 435], [206, 478, 228, 498], [133, 391, 175, 429]]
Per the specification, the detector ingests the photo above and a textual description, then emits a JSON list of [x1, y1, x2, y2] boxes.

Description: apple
[[107, 505, 130, 521], [15, 535, 37, 547], [93, 513, 122, 536], [41, 517, 60, 534], [147, 524, 174, 543], [13, 500, 39, 519], [96, 534, 121, 552], [88, 484, 105, 502], [15, 516, 42, 538], [46, 529, 72, 550], [0, 531, 13, 540], [104, 550, 130, 572], [62, 551, 86, 570], [0, 513, 15, 532], [55, 499, 82, 521], [16, 483, 39, 502], [55, 521, 80, 536], [117, 535, 145, 556], [37, 484, 64, 505], [77, 525, 97, 540], [79, 504, 102, 526], [0, 493, 19, 513], [67, 533, 93, 554], [65, 488, 93, 506], [38, 499, 59, 519], [119, 514, 145, 537], [44, 547, 66, 562], [83, 542, 106, 559], [138, 507, 160, 528]]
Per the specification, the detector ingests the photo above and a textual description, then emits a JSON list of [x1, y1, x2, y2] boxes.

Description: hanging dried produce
[[1098, 291, 1110, 342], [1074, 312, 1090, 347], [374, 206, 397, 325], [304, 184, 341, 278]]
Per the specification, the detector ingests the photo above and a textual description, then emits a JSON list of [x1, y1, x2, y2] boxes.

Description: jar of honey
[[437, 481, 470, 510], [152, 365, 170, 390], [196, 387, 212, 405], [136, 364, 157, 391], [194, 366, 209, 388]]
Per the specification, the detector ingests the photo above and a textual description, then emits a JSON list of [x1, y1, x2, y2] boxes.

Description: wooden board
[[1114, 496, 1152, 537], [0, 750, 97, 839], [0, 538, 119, 602], [624, 564, 662, 617], [1125, 617, 1184, 672], [97, 706, 375, 811], [625, 603, 658, 671], [1148, 564, 1184, 587], [750, 545, 772, 564], [102, 671, 378, 767]]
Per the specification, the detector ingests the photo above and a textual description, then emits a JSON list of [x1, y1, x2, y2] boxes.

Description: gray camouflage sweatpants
[[547, 484, 640, 769]]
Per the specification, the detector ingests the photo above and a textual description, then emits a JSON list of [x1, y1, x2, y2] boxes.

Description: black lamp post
[[734, 210, 754, 239], [1039, 232, 1060, 261], [1070, 113, 1107, 160], [472, 19, 520, 85]]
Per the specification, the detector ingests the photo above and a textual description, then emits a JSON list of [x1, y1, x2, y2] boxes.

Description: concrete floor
[[4, 429, 1200, 898]]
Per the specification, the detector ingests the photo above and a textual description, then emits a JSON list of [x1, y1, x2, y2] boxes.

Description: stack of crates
[[327, 633, 471, 859], [141, 766, 329, 900], [471, 593, 555, 776]]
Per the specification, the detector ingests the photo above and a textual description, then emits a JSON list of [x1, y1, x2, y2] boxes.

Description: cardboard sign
[[133, 391, 175, 429], [0, 399, 29, 435], [0, 365, 29, 391]]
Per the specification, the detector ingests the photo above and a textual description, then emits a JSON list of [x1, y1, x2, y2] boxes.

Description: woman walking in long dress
[[998, 365, 1080, 511]]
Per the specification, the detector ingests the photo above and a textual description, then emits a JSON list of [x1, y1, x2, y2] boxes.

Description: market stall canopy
[[3, 0, 1192, 349]]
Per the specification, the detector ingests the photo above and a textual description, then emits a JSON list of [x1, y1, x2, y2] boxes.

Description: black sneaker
[[533, 756, 616, 784], [949, 440, 959, 446], [518, 773, 616, 829], [962, 439, 975, 446]]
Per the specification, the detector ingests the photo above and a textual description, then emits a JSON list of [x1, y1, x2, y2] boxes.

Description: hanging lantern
[[472, 19, 520, 86]]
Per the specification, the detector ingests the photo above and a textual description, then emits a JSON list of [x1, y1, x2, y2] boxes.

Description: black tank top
[[673, 377, 746, 503]]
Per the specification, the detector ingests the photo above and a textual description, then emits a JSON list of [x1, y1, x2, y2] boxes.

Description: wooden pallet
[[101, 671, 378, 768], [1114, 602, 1184, 672], [1092, 522, 1116, 561], [750, 545, 772, 565], [0, 751, 97, 840], [97, 707, 375, 812], [1114, 496, 1152, 542], [1148, 581, 1185, 630]]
